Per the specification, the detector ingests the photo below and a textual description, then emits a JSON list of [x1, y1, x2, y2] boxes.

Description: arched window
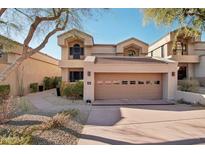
[[127, 50, 137, 56], [124, 46, 140, 57], [126, 49, 139, 56], [69, 43, 84, 59], [73, 44, 80, 48]]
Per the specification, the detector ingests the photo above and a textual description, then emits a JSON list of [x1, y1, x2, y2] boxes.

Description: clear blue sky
[[33, 8, 205, 59]]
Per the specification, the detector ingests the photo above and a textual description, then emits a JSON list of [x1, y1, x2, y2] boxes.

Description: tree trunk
[[0, 9, 69, 82], [0, 17, 68, 81]]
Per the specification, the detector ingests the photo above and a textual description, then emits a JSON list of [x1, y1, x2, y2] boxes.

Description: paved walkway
[[79, 104, 205, 145], [25, 89, 91, 114]]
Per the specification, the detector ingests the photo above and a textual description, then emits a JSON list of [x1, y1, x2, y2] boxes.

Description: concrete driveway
[[79, 104, 205, 145]]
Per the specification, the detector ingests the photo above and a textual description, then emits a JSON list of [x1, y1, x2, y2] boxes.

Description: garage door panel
[[95, 73, 162, 100]]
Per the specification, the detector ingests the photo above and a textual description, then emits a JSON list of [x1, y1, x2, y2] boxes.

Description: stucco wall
[[84, 57, 178, 102], [175, 90, 205, 105], [148, 34, 171, 52], [148, 40, 170, 57], [195, 56, 205, 78], [0, 54, 61, 96], [58, 29, 93, 47], [116, 39, 148, 54]]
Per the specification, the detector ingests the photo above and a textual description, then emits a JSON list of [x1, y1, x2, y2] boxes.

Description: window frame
[[138, 81, 144, 85], [130, 80, 136, 85], [122, 80, 128, 85], [69, 43, 84, 59], [69, 71, 83, 82], [154, 81, 160, 85]]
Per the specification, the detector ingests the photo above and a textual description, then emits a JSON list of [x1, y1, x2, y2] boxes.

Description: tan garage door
[[95, 73, 162, 100]]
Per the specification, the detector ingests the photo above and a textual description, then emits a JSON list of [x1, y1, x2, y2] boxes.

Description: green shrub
[[63, 81, 83, 99], [178, 79, 199, 92], [73, 80, 83, 97], [63, 84, 74, 97], [43, 76, 62, 90], [0, 129, 33, 145], [30, 83, 38, 93], [43, 77, 52, 90], [0, 84, 10, 101], [53, 77, 62, 88]]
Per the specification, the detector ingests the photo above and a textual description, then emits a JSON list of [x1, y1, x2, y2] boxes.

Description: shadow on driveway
[[80, 133, 205, 145]]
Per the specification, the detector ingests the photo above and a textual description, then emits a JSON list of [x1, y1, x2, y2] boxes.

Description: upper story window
[[69, 44, 84, 59], [124, 46, 140, 57], [127, 50, 139, 56]]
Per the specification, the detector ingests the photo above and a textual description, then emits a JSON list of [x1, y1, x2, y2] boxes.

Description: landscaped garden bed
[[0, 84, 90, 145], [0, 109, 85, 145]]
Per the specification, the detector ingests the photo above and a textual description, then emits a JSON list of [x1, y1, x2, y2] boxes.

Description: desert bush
[[59, 109, 79, 119], [16, 98, 32, 113], [40, 113, 69, 131], [63, 84, 74, 97], [60, 81, 68, 94], [178, 79, 199, 92], [0, 85, 12, 122], [0, 85, 10, 101], [0, 128, 33, 145], [30, 83, 38, 93], [63, 81, 83, 99], [74, 81, 83, 97]]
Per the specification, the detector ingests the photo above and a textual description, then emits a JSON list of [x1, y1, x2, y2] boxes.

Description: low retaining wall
[[175, 90, 205, 105]]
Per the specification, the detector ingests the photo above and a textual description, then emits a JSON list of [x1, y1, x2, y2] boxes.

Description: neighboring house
[[58, 29, 178, 103], [0, 35, 61, 96], [148, 29, 205, 84]]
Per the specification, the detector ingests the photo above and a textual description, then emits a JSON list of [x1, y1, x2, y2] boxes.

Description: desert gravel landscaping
[[2, 89, 205, 145], [0, 113, 83, 144], [0, 89, 91, 145]]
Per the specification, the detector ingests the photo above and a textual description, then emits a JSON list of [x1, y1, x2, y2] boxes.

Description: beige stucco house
[[0, 35, 61, 96], [58, 29, 178, 103], [148, 30, 205, 84]]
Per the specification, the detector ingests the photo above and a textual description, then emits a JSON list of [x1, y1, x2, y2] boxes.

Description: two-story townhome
[[148, 29, 205, 85], [58, 29, 178, 103]]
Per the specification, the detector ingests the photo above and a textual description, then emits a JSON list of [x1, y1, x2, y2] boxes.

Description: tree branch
[[26, 12, 69, 57], [0, 12, 69, 81], [22, 9, 63, 54], [0, 8, 7, 17], [14, 8, 33, 21]]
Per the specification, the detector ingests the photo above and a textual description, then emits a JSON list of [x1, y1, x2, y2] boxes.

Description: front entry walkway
[[79, 104, 205, 145], [25, 89, 91, 114]]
